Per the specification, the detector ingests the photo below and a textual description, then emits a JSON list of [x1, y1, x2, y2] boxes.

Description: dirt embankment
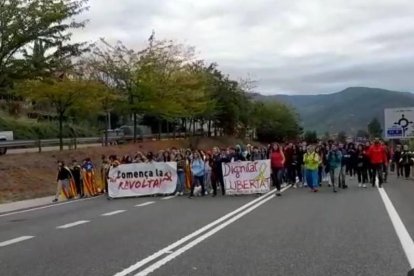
[[0, 137, 256, 203]]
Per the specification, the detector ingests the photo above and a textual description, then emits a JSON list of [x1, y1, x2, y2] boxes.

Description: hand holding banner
[[108, 162, 177, 198], [222, 160, 271, 195]]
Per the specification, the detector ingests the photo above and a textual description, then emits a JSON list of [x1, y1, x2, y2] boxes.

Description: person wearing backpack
[[400, 145, 412, 179], [327, 144, 342, 193]]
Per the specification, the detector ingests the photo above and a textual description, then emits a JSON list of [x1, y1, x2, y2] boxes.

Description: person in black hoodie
[[393, 144, 402, 177], [346, 143, 357, 179], [211, 147, 228, 196], [295, 145, 304, 187], [356, 144, 369, 188], [400, 145, 412, 179], [71, 159, 83, 198]]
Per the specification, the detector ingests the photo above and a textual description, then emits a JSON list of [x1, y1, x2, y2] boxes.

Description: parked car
[[0, 131, 14, 155]]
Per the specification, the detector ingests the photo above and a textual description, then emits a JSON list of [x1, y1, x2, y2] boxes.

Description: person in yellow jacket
[[304, 145, 321, 192]]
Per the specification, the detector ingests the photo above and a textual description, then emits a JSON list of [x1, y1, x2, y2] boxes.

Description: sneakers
[[293, 184, 297, 189], [180, 192, 184, 196], [175, 192, 180, 196], [358, 183, 362, 188], [276, 191, 282, 196], [362, 184, 367, 188], [52, 198, 58, 203]]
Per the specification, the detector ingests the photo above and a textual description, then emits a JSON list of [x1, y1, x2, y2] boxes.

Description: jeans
[[371, 164, 383, 187], [176, 171, 185, 193], [356, 167, 368, 183], [329, 167, 340, 190], [271, 168, 283, 191], [191, 175, 205, 196], [305, 169, 318, 189], [204, 171, 212, 193], [212, 172, 225, 196]]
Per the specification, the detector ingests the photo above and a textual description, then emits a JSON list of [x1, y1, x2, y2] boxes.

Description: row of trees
[[0, 0, 302, 149], [303, 118, 383, 144]]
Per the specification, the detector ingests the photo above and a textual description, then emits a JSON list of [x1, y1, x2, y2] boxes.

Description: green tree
[[368, 118, 382, 138], [337, 131, 347, 143], [304, 130, 318, 144], [322, 131, 330, 141], [21, 78, 108, 150], [356, 129, 369, 138], [0, 0, 88, 96], [252, 102, 301, 143]]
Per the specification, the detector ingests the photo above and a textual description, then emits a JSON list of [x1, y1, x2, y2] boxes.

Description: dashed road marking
[[56, 220, 90, 229], [114, 186, 289, 276], [135, 202, 155, 207], [0, 236, 35, 247], [101, 210, 126, 217], [161, 196, 176, 200]]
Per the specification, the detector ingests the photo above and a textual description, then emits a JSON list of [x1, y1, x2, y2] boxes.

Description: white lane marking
[[0, 195, 103, 218], [114, 186, 289, 276], [135, 194, 276, 276], [56, 220, 90, 229], [135, 202, 155, 207], [378, 187, 414, 268], [101, 210, 126, 216], [0, 236, 35, 247], [161, 196, 176, 200]]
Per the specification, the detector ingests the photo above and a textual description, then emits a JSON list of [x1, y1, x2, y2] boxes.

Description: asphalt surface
[[0, 174, 413, 276]]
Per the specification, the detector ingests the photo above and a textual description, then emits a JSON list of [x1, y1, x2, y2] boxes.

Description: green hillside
[[254, 87, 414, 134]]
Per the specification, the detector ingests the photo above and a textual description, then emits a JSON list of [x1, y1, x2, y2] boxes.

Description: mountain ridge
[[253, 87, 414, 134]]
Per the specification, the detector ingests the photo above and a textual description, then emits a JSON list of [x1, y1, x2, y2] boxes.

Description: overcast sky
[[72, 0, 414, 95]]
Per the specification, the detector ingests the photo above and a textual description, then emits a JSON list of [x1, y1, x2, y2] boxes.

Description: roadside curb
[[0, 195, 103, 217]]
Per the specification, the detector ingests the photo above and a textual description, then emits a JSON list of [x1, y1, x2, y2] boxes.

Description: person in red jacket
[[367, 138, 388, 188], [270, 143, 285, 196]]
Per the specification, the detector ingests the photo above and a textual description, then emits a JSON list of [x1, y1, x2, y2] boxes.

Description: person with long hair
[[304, 145, 320, 192], [270, 143, 285, 196], [327, 144, 342, 193], [204, 152, 213, 195], [356, 144, 369, 188], [175, 153, 186, 196], [163, 150, 171, 162], [189, 151, 205, 198]]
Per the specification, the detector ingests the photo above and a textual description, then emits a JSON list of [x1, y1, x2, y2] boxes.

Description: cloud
[[72, 0, 414, 95]]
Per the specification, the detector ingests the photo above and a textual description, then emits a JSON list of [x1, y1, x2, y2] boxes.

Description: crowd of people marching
[[53, 137, 412, 202]]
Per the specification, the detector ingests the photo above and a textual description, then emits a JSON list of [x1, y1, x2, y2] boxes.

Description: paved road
[[0, 175, 413, 276], [6, 143, 102, 154]]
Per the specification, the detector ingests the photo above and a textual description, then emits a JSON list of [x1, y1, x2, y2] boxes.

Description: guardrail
[[0, 132, 190, 155]]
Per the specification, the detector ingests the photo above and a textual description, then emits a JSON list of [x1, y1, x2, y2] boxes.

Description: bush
[[0, 116, 98, 139]]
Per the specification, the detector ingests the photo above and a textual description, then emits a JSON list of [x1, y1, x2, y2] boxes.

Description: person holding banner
[[81, 158, 98, 197], [53, 161, 73, 202], [175, 153, 186, 196], [189, 151, 206, 198], [211, 147, 227, 196], [270, 143, 285, 196]]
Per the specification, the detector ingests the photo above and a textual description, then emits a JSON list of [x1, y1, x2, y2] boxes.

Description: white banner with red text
[[108, 162, 177, 198], [222, 160, 271, 195]]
